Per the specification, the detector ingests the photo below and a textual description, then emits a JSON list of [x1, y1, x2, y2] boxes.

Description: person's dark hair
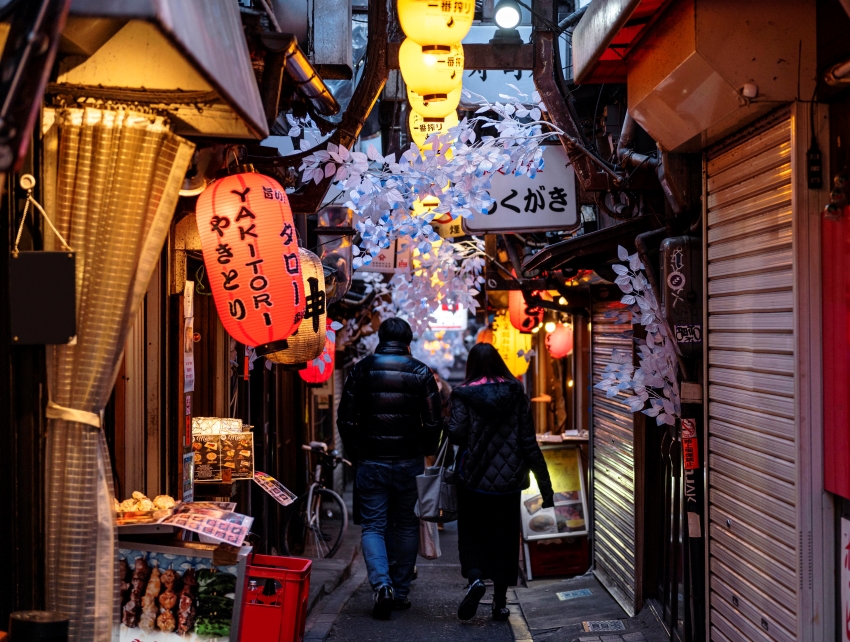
[[462, 343, 516, 385], [378, 317, 413, 345]]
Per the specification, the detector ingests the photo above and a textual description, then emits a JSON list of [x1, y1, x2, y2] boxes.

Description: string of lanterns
[[398, 0, 472, 224], [196, 166, 304, 347]]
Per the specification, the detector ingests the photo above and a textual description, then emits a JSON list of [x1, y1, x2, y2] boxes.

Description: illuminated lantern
[[408, 86, 462, 119], [260, 248, 327, 364], [196, 166, 303, 346], [546, 323, 574, 359], [476, 326, 493, 344], [409, 110, 459, 149], [412, 183, 453, 224], [492, 310, 532, 377], [509, 289, 543, 333], [300, 319, 338, 384], [399, 38, 463, 102], [398, 0, 474, 46]]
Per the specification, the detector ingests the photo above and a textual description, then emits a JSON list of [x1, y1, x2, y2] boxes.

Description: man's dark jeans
[[356, 458, 423, 599]]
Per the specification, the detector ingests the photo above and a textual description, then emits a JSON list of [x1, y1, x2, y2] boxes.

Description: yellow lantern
[[260, 248, 327, 365], [409, 110, 459, 149], [408, 86, 462, 119], [398, 38, 463, 102], [492, 310, 532, 377], [397, 0, 474, 46]]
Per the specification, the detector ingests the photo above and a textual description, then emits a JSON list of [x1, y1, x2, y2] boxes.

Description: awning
[[54, 0, 269, 139], [572, 0, 669, 84], [522, 217, 655, 279]]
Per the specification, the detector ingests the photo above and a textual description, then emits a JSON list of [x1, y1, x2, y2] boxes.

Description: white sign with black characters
[[462, 145, 579, 234]]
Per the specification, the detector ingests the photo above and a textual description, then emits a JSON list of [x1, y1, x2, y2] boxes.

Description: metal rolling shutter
[[705, 113, 798, 642], [591, 298, 638, 615]]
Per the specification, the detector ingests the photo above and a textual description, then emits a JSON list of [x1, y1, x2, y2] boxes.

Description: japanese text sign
[[682, 418, 699, 471], [196, 170, 304, 346], [462, 145, 579, 234]]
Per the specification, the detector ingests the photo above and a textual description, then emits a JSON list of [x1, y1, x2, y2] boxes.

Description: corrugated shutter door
[[592, 298, 637, 615], [706, 114, 798, 642]]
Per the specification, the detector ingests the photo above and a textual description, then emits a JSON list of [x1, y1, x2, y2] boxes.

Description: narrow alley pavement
[[305, 520, 669, 642]]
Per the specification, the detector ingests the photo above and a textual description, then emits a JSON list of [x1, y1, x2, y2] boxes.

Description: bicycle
[[282, 441, 352, 559]]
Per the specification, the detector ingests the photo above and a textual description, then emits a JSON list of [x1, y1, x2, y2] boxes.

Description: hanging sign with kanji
[[462, 145, 579, 234], [357, 237, 412, 273], [196, 169, 304, 346], [681, 418, 699, 471]]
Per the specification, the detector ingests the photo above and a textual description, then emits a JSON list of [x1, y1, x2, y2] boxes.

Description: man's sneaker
[[392, 597, 412, 610], [492, 605, 510, 621], [457, 580, 486, 620], [372, 585, 394, 620]]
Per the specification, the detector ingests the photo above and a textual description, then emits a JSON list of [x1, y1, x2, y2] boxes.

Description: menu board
[[193, 435, 221, 481], [220, 433, 254, 480], [520, 445, 588, 541]]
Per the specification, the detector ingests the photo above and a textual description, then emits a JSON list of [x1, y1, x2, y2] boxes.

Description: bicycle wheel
[[283, 489, 348, 558]]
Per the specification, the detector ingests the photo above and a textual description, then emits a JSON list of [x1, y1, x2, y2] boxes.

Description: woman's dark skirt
[[457, 485, 522, 586]]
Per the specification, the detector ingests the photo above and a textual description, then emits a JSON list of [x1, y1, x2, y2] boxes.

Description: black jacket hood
[[452, 381, 524, 418]]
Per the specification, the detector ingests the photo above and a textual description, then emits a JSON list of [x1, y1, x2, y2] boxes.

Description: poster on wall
[[183, 280, 195, 393], [118, 541, 249, 642], [182, 452, 194, 503], [520, 445, 589, 541]]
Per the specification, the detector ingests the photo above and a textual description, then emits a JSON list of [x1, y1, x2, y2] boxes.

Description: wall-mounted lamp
[[490, 0, 523, 45]]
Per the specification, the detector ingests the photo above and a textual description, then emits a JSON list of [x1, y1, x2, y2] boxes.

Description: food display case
[[118, 540, 251, 642]]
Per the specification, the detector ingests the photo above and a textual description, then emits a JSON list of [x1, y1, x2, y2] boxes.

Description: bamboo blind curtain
[[42, 107, 194, 641]]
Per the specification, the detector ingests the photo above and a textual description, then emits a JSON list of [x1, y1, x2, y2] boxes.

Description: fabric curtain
[[41, 107, 194, 642]]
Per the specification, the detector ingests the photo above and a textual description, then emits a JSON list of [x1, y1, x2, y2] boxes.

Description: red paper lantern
[[509, 289, 543, 333], [546, 323, 574, 359], [196, 167, 304, 346], [300, 319, 336, 384]]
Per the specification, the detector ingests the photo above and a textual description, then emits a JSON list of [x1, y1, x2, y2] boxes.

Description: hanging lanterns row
[[398, 0, 471, 174], [196, 167, 303, 347], [197, 167, 338, 377]]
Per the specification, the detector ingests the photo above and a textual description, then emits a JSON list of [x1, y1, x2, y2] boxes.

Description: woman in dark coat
[[448, 343, 554, 621]]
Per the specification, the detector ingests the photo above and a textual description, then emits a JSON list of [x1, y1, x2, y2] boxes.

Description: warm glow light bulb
[[568, 380, 574, 388], [544, 321, 556, 333], [558, 296, 567, 305], [531, 325, 541, 334], [494, 0, 521, 28]]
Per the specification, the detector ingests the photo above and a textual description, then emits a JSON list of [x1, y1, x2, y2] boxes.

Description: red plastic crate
[[239, 555, 312, 642], [528, 536, 589, 578]]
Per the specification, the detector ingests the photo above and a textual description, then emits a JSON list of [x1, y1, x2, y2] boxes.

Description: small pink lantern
[[299, 319, 340, 384], [546, 323, 573, 359]]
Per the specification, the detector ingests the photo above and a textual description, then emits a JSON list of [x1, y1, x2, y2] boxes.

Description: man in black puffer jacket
[[337, 318, 443, 619]]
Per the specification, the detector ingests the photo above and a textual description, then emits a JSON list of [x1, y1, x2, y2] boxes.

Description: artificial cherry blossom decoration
[[299, 87, 558, 269], [594, 246, 681, 427]]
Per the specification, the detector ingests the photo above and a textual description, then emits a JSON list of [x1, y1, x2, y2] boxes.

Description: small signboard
[[429, 304, 468, 331], [520, 444, 589, 541], [358, 237, 411, 273], [462, 145, 579, 234]]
